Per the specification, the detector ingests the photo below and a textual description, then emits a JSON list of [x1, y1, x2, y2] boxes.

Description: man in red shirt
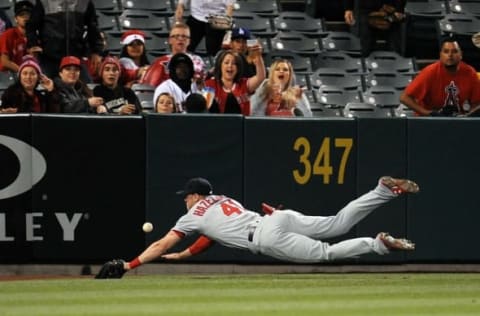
[[400, 38, 480, 116], [0, 1, 33, 72]]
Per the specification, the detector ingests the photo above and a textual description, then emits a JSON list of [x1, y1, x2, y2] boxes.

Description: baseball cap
[[14, 1, 33, 16], [176, 178, 213, 197], [59, 56, 81, 70], [120, 29, 146, 45], [231, 27, 251, 40]]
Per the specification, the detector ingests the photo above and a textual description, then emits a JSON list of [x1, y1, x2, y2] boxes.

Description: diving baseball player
[[95, 176, 419, 278]]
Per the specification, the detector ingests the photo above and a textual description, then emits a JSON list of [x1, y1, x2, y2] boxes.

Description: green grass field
[[1, 273, 479, 315]]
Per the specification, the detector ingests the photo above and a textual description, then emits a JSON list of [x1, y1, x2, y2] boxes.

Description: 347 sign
[[293, 137, 354, 185]]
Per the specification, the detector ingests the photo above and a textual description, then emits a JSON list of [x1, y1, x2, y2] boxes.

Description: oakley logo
[[0, 135, 47, 200]]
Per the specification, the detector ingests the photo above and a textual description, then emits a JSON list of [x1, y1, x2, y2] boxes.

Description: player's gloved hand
[[95, 259, 126, 279]]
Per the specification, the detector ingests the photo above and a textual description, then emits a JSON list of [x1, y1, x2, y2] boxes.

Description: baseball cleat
[[380, 176, 419, 195], [378, 232, 415, 251]]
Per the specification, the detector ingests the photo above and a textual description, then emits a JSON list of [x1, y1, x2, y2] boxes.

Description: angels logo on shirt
[[444, 81, 460, 110]]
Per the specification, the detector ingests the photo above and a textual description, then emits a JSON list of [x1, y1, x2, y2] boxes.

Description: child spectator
[[0, 1, 33, 73], [155, 92, 178, 113], [93, 56, 142, 114]]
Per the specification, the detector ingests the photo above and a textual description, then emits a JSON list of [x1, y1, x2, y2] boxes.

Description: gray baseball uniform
[[172, 181, 397, 263]]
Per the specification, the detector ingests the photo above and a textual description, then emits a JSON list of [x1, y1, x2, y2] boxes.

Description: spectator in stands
[[93, 56, 142, 115], [344, 0, 406, 56], [153, 53, 202, 113], [0, 57, 59, 113], [155, 92, 178, 113], [205, 49, 265, 115], [251, 59, 312, 117], [0, 1, 33, 73], [25, 0, 104, 82], [54, 56, 104, 113], [399, 38, 480, 116], [218, 27, 257, 78], [141, 22, 205, 88], [175, 0, 235, 56], [118, 30, 150, 88]]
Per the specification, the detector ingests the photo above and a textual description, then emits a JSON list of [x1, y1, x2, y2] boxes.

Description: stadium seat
[[233, 0, 279, 17], [131, 83, 155, 112], [310, 104, 344, 117], [317, 85, 362, 108], [404, 0, 447, 58], [232, 12, 277, 38], [320, 31, 362, 57], [104, 31, 123, 54], [363, 70, 413, 91], [120, 0, 173, 16], [364, 51, 417, 74], [264, 50, 313, 74], [312, 51, 365, 74], [97, 12, 120, 31], [92, 0, 121, 13], [270, 31, 322, 57], [119, 9, 170, 33], [343, 102, 395, 118], [449, 1, 480, 17], [362, 86, 402, 108], [0, 71, 15, 92], [310, 68, 364, 91], [272, 11, 326, 37]]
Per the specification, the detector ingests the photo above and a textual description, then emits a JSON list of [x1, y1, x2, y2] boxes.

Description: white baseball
[[142, 222, 153, 233]]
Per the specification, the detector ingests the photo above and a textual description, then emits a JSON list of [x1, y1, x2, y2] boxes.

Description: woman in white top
[[250, 59, 313, 117], [175, 0, 235, 56]]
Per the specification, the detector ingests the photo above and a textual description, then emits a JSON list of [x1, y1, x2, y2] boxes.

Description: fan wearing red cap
[[0, 0, 33, 72], [1, 57, 59, 113], [119, 30, 150, 87], [53, 56, 105, 113], [92, 56, 142, 114]]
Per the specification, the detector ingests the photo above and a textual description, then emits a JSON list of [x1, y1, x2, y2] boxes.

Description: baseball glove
[[95, 259, 126, 279], [368, 5, 398, 30], [207, 14, 233, 30]]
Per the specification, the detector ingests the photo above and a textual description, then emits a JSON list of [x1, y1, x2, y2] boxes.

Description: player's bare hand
[[119, 104, 136, 115]]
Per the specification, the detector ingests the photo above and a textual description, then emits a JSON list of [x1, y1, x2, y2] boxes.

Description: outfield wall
[[1, 114, 479, 264]]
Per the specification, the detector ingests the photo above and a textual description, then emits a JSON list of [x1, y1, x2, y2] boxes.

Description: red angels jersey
[[172, 195, 261, 250], [0, 27, 27, 71], [205, 77, 252, 115]]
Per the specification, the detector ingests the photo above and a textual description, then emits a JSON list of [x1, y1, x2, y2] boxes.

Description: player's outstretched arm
[[125, 230, 182, 270], [162, 235, 214, 260]]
